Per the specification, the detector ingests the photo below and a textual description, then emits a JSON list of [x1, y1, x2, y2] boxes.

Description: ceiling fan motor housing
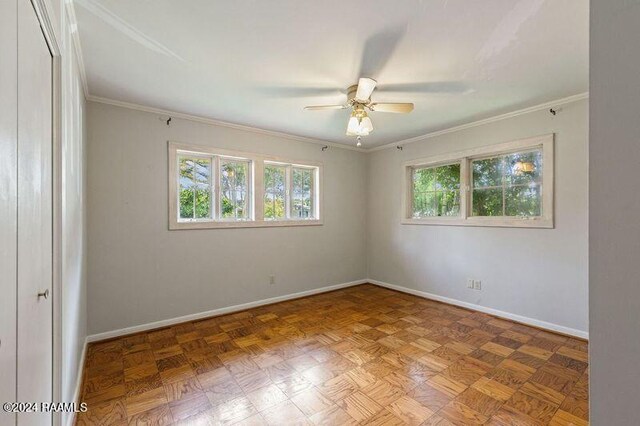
[[347, 84, 370, 106]]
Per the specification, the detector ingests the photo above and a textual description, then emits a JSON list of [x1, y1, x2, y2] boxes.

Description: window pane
[[437, 190, 460, 216], [221, 159, 249, 220], [180, 188, 194, 218], [179, 157, 211, 219], [413, 168, 435, 192], [292, 167, 314, 219], [195, 186, 211, 219], [193, 159, 211, 184], [435, 164, 461, 190], [264, 164, 286, 220], [505, 150, 542, 185], [471, 149, 543, 218], [413, 192, 436, 217], [505, 184, 541, 216], [472, 188, 503, 216], [412, 164, 460, 218], [473, 157, 503, 188]]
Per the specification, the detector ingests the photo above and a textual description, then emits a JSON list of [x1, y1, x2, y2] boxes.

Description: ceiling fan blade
[[355, 77, 377, 101], [304, 105, 347, 111], [370, 102, 414, 113]]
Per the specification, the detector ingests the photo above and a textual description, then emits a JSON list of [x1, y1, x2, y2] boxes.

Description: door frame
[[28, 1, 62, 425]]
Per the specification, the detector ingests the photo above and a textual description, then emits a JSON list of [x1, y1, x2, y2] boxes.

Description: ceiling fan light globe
[[347, 116, 360, 134], [361, 116, 373, 132], [346, 129, 371, 136], [346, 116, 372, 136]]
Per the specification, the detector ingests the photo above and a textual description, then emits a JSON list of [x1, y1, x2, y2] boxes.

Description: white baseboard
[[369, 279, 588, 339], [86, 279, 368, 343], [86, 277, 587, 343]]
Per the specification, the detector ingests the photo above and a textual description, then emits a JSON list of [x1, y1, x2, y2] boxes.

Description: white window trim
[[168, 141, 323, 230], [401, 134, 554, 228]]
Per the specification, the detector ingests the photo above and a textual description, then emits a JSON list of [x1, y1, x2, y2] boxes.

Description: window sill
[[401, 217, 553, 229], [170, 219, 323, 230]]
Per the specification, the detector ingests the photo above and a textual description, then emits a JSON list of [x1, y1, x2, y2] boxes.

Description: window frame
[[290, 165, 317, 220], [217, 156, 253, 222], [176, 152, 215, 222], [401, 134, 554, 228], [261, 162, 319, 222], [263, 162, 289, 221], [169, 142, 322, 230], [410, 161, 464, 221]]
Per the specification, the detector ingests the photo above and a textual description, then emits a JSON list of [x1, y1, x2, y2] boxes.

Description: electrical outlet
[[467, 279, 474, 289], [474, 280, 482, 290], [269, 275, 275, 285]]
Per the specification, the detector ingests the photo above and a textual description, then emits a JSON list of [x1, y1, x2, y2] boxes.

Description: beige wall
[[86, 102, 368, 334], [590, 0, 640, 422], [87, 99, 588, 338], [367, 99, 588, 335]]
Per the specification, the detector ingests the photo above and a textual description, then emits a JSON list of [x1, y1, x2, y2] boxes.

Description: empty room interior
[[2, 0, 640, 425]]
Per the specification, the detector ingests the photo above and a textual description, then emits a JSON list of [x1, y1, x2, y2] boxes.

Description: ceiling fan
[[304, 77, 414, 147]]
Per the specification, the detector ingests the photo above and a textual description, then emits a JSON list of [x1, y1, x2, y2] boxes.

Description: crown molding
[[64, 1, 90, 99], [86, 95, 367, 152], [368, 92, 589, 152], [88, 92, 587, 153]]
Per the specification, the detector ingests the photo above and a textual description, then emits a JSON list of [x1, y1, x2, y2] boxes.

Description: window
[[412, 163, 461, 218], [264, 164, 286, 220], [291, 167, 315, 219], [177, 154, 252, 222], [220, 159, 250, 220], [263, 163, 318, 221], [179, 156, 212, 220], [471, 149, 542, 217], [402, 134, 553, 228], [169, 142, 322, 229]]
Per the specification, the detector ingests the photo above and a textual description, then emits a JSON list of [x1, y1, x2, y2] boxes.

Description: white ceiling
[[74, 0, 588, 148]]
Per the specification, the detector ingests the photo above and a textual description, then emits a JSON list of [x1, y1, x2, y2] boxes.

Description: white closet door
[[17, 0, 54, 424], [0, 0, 18, 423]]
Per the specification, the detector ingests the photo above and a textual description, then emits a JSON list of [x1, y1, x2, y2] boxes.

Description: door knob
[[37, 289, 49, 300]]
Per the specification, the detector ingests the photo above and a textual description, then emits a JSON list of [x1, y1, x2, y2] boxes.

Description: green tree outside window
[[412, 163, 461, 217], [472, 150, 542, 217]]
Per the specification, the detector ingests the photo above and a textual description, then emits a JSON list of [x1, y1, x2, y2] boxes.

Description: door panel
[[0, 0, 18, 424], [17, 0, 53, 424]]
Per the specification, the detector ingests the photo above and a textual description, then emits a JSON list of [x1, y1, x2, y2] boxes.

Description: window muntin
[[264, 164, 287, 220], [220, 158, 250, 220], [412, 163, 461, 218], [471, 149, 542, 217], [179, 155, 212, 220], [291, 167, 315, 219]]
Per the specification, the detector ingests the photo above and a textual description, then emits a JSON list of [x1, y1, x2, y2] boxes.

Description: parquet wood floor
[[76, 284, 589, 425]]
